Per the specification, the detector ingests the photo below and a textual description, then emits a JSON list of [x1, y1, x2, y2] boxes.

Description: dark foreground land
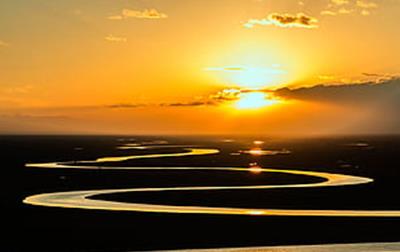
[[3, 135, 400, 251]]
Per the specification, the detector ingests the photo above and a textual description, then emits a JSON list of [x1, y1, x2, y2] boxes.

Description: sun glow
[[230, 66, 286, 89], [206, 65, 287, 89], [235, 92, 279, 109]]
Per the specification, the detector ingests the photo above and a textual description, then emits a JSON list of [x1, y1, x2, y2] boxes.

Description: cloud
[[72, 9, 83, 16], [161, 101, 215, 107], [107, 15, 123, 20], [105, 100, 218, 109], [318, 75, 337, 80], [105, 35, 127, 43], [205, 66, 246, 72], [331, 0, 350, 5], [321, 10, 338, 16], [361, 72, 398, 82], [321, 8, 355, 16], [269, 80, 400, 133], [123, 8, 167, 19], [322, 0, 377, 17], [244, 13, 318, 29], [0, 40, 9, 47], [209, 88, 242, 102], [105, 103, 143, 108], [104, 101, 216, 108], [205, 65, 285, 74], [356, 0, 378, 9], [0, 114, 70, 121], [273, 78, 400, 107], [361, 9, 370, 15], [270, 79, 400, 134], [1, 85, 33, 95], [108, 8, 168, 20], [338, 8, 354, 14], [164, 88, 273, 107], [102, 77, 400, 113], [362, 72, 386, 77], [103, 88, 244, 109]]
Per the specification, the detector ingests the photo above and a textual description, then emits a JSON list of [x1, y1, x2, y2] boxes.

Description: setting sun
[[5, 1, 400, 251], [235, 92, 279, 109], [0, 0, 399, 136]]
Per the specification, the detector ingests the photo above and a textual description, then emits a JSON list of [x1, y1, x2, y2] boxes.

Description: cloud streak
[[104, 88, 244, 109], [356, 0, 378, 9], [273, 78, 400, 107], [104, 35, 127, 42], [108, 8, 168, 20], [205, 65, 286, 75], [205, 66, 246, 72], [0, 40, 9, 47], [244, 13, 318, 29], [105, 103, 142, 108], [84, 76, 400, 115], [331, 0, 350, 6], [321, 0, 378, 16], [0, 114, 70, 121], [161, 101, 215, 107], [267, 77, 400, 133]]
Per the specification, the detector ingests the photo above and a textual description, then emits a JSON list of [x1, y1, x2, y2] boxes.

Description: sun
[[235, 92, 279, 109]]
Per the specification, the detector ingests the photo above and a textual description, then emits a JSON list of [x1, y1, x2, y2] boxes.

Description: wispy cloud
[[0, 114, 70, 121], [161, 101, 215, 107], [361, 72, 399, 82], [105, 103, 142, 108], [244, 13, 318, 29], [356, 0, 378, 9], [361, 9, 371, 15], [72, 9, 83, 16], [205, 65, 285, 74], [321, 10, 338, 16], [105, 34, 127, 43], [98, 74, 400, 111], [108, 8, 168, 20], [205, 66, 246, 72], [318, 75, 337, 81], [209, 88, 242, 102], [322, 0, 378, 16], [331, 0, 350, 6], [338, 8, 354, 14], [1, 85, 33, 94], [107, 15, 123, 20], [273, 77, 400, 105], [0, 40, 9, 47], [362, 72, 386, 77], [103, 88, 244, 109]]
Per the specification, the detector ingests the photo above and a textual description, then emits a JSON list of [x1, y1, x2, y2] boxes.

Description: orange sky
[[0, 0, 399, 135]]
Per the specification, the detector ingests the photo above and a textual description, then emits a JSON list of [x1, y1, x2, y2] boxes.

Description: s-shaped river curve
[[23, 146, 400, 217]]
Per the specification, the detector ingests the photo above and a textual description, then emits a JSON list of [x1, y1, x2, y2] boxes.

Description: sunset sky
[[1, 0, 400, 135]]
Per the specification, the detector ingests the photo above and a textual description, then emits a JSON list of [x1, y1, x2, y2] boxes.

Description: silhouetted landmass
[[4, 135, 400, 251]]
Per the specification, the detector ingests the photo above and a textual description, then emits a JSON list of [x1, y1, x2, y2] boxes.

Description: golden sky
[[1, 0, 400, 135]]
